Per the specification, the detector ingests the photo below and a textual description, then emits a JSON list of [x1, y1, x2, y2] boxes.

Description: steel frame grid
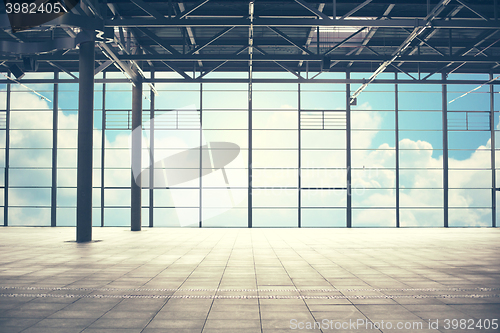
[[1, 0, 500, 76], [1, 70, 499, 229]]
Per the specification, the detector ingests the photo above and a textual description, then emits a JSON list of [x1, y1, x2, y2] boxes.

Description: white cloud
[[2, 90, 495, 227]]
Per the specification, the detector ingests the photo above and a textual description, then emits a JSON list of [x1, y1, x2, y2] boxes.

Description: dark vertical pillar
[[51, 71, 58, 227], [395, 72, 400, 227], [491, 72, 496, 227], [149, 71, 154, 228], [131, 77, 142, 231], [101, 73, 106, 227], [248, 69, 253, 228], [346, 71, 352, 228], [77, 40, 95, 242], [4, 78, 10, 226], [442, 73, 449, 228]]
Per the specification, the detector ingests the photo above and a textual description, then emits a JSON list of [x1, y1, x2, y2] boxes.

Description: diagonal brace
[[294, 0, 330, 20], [268, 27, 314, 55], [176, 0, 209, 19], [188, 27, 235, 55]]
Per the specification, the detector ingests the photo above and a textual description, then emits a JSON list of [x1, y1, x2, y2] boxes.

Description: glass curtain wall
[[398, 79, 444, 226], [0, 71, 497, 227], [447, 74, 492, 226], [300, 73, 347, 227], [8, 73, 53, 226]]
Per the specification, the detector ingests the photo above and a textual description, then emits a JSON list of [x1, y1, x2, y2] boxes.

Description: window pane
[[301, 169, 346, 188], [449, 209, 491, 227], [253, 189, 298, 208], [400, 209, 443, 227], [252, 209, 298, 227], [153, 208, 199, 227], [400, 189, 443, 207], [301, 150, 345, 168], [252, 169, 297, 188], [301, 130, 345, 149], [352, 209, 395, 227], [8, 207, 50, 226], [301, 208, 346, 227], [301, 189, 346, 207], [202, 208, 247, 227]]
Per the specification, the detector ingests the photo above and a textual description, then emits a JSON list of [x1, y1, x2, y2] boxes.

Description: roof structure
[[0, 0, 499, 80]]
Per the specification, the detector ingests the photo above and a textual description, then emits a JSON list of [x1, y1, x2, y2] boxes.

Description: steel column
[[149, 71, 155, 228], [248, 69, 253, 228], [395, 72, 400, 227], [101, 73, 106, 227], [3, 78, 10, 226], [131, 77, 143, 231], [298, 83, 301, 227], [491, 72, 496, 227], [199, 82, 203, 228], [346, 71, 352, 228], [442, 73, 449, 228], [76, 40, 95, 242], [51, 71, 58, 227]]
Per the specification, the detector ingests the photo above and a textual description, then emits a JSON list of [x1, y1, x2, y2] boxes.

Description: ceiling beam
[[350, 0, 451, 102], [4, 78, 500, 85], [176, 0, 210, 19], [365, 46, 417, 80], [422, 29, 500, 79], [198, 46, 248, 79], [340, 0, 373, 20], [267, 27, 314, 55], [104, 18, 500, 29], [130, 0, 164, 19], [179, 2, 202, 67], [397, 4, 463, 66], [94, 60, 114, 75], [99, 43, 140, 83], [187, 27, 235, 55], [254, 46, 303, 79], [402, 27, 446, 56], [323, 27, 366, 56], [347, 4, 395, 67], [299, 3, 325, 67], [137, 28, 181, 55], [142, 45, 191, 79], [47, 61, 78, 79], [456, 0, 490, 21], [294, 0, 330, 20], [31, 54, 500, 63]]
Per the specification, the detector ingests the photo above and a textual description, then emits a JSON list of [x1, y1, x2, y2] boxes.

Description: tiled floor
[[0, 227, 499, 333]]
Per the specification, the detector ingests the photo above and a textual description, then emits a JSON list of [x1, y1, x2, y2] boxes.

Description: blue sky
[[1, 72, 498, 227]]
